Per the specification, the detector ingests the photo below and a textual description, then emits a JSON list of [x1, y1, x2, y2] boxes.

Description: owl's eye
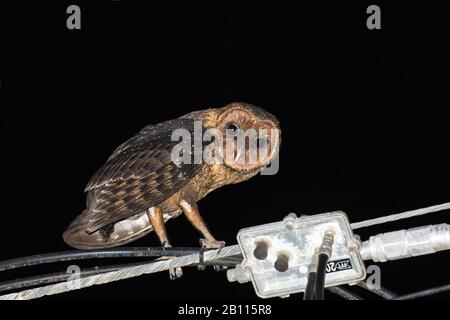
[[225, 122, 239, 132], [256, 137, 267, 149]]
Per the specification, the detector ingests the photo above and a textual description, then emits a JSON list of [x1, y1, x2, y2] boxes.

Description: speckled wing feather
[[83, 118, 204, 233]]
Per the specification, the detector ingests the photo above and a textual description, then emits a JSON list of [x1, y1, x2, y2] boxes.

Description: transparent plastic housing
[[236, 211, 366, 298]]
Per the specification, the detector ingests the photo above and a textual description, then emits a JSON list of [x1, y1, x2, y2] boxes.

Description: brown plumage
[[63, 102, 281, 279]]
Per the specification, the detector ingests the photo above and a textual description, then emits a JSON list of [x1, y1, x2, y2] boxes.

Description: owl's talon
[[200, 238, 226, 250], [169, 267, 183, 280], [157, 242, 182, 279], [162, 241, 171, 251], [213, 265, 228, 272]]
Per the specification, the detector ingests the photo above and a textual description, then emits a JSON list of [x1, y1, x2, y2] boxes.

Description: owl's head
[[213, 102, 281, 174]]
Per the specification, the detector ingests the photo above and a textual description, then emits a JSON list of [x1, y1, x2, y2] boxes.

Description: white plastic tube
[[360, 224, 450, 262]]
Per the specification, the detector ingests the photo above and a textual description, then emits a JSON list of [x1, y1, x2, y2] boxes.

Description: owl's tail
[[63, 210, 155, 250]]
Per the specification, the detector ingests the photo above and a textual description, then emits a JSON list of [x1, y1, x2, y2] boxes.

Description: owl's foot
[[169, 267, 184, 280], [200, 238, 226, 250], [156, 241, 183, 280], [161, 242, 184, 280], [147, 207, 183, 280], [155, 257, 182, 280], [213, 265, 228, 272]]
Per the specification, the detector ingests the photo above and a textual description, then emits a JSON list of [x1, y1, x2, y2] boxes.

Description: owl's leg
[[147, 207, 183, 280], [179, 200, 225, 249]]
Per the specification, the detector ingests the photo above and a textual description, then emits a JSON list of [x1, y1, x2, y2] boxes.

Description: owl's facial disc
[[217, 102, 281, 173]]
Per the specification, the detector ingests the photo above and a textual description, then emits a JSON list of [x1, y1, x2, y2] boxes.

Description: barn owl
[[63, 102, 281, 279]]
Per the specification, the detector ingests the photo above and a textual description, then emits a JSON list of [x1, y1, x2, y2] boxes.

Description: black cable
[[357, 282, 398, 299], [303, 271, 316, 300], [314, 253, 329, 300], [326, 286, 362, 300], [394, 284, 450, 300], [0, 265, 121, 293], [0, 257, 242, 293], [0, 247, 205, 272]]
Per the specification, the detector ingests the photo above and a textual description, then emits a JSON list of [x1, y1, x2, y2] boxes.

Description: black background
[[1, 1, 449, 301]]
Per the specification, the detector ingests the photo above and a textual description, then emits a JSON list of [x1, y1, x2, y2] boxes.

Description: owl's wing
[[83, 118, 204, 233]]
